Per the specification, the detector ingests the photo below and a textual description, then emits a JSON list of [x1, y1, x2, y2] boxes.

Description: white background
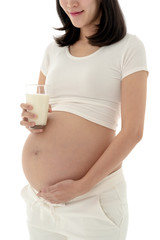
[[0, 0, 159, 239]]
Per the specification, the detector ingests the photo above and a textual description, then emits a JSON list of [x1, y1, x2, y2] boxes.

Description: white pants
[[21, 168, 129, 240]]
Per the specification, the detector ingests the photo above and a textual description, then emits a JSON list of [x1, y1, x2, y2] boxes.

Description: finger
[[26, 126, 44, 134], [20, 119, 35, 128], [20, 103, 33, 111], [38, 191, 54, 199], [37, 191, 61, 203], [47, 185, 58, 192], [49, 198, 60, 204], [42, 196, 59, 204], [21, 111, 37, 119], [47, 197, 60, 204], [40, 186, 57, 193], [41, 188, 59, 197], [20, 116, 43, 133]]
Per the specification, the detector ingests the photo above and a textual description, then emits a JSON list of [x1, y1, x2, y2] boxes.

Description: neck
[[79, 28, 95, 42]]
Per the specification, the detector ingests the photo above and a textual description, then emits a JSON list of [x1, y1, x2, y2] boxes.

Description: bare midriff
[[22, 111, 122, 192]]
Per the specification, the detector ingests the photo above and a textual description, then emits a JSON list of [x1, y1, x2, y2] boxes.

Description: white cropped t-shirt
[[40, 33, 149, 131]]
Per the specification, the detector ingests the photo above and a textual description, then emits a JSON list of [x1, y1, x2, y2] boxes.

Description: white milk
[[26, 93, 49, 128]]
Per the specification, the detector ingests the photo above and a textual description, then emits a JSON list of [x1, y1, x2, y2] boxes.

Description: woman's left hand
[[37, 179, 87, 204]]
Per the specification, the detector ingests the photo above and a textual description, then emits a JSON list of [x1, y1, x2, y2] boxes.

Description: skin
[[59, 0, 102, 36], [20, 0, 148, 203]]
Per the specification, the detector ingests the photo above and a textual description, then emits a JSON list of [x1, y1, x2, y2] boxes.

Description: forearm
[[80, 129, 141, 190]]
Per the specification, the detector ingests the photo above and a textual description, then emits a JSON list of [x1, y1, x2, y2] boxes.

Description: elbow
[[122, 127, 144, 143], [134, 129, 144, 142]]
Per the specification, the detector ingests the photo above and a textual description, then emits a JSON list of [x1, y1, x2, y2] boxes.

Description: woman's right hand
[[20, 103, 43, 134]]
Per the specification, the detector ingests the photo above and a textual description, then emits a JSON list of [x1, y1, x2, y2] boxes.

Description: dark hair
[[54, 0, 127, 47]]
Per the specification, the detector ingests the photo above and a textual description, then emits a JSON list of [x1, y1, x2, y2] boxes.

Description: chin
[[71, 21, 87, 29], [70, 22, 83, 29]]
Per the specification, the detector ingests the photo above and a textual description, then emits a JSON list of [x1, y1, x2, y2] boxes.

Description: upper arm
[[121, 70, 148, 138], [38, 71, 46, 85]]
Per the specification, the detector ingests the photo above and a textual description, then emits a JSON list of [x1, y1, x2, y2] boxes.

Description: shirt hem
[[122, 67, 149, 79], [40, 67, 47, 77]]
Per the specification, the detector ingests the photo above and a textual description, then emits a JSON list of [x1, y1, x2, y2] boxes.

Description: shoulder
[[101, 33, 144, 56], [110, 33, 145, 51], [120, 33, 148, 79], [122, 33, 146, 51], [116, 33, 147, 62], [44, 40, 65, 57], [44, 40, 58, 52]]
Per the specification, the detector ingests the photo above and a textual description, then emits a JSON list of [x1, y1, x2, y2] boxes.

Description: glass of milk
[[25, 84, 50, 129]]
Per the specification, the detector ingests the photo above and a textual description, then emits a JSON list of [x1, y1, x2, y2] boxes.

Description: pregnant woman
[[20, 0, 149, 239]]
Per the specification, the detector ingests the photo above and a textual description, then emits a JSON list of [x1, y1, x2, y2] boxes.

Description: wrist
[[76, 177, 93, 195]]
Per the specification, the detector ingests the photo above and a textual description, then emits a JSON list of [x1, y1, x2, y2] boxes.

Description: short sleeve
[[121, 35, 149, 79], [40, 42, 52, 76]]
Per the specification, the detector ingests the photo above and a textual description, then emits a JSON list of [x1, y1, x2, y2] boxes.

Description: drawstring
[[31, 196, 66, 220], [29, 186, 66, 220], [31, 197, 47, 220]]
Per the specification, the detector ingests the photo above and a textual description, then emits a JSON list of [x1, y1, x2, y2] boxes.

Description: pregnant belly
[[22, 112, 116, 192]]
